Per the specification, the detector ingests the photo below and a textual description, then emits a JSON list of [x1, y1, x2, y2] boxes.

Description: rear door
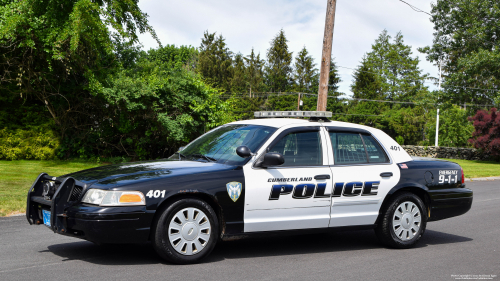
[[325, 127, 400, 227], [243, 126, 334, 232]]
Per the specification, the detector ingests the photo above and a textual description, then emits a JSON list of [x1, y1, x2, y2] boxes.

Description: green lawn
[[440, 159, 500, 179], [0, 160, 103, 217]]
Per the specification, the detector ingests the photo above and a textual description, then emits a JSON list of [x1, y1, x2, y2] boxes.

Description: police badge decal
[[226, 182, 242, 202]]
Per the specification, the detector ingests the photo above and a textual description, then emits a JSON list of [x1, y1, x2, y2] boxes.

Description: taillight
[[461, 167, 465, 184]]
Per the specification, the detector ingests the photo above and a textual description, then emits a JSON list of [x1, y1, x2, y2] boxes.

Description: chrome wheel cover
[[168, 207, 211, 255], [392, 201, 421, 241]]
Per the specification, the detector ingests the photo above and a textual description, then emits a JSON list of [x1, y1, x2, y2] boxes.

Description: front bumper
[[26, 173, 154, 244]]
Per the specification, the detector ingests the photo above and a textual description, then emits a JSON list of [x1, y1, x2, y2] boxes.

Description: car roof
[[228, 118, 377, 132]]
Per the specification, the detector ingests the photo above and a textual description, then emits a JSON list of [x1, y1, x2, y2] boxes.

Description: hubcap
[[168, 207, 211, 255], [392, 201, 421, 241]]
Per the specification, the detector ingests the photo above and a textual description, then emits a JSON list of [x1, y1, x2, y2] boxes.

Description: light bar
[[254, 111, 333, 118]]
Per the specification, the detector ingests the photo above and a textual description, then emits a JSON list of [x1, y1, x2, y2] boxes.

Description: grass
[[440, 159, 500, 179], [0, 160, 103, 217], [1, 158, 499, 217]]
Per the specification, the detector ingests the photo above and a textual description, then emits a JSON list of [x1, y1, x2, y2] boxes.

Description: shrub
[[0, 128, 59, 160], [468, 108, 500, 161]]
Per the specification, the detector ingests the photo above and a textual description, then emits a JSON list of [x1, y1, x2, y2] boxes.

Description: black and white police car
[[26, 111, 473, 264]]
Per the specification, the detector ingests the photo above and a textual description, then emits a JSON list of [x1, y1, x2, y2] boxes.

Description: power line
[[220, 92, 496, 107], [336, 65, 500, 93], [398, 0, 431, 16]]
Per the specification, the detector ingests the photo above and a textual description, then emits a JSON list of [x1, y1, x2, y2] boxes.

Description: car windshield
[[169, 125, 277, 165]]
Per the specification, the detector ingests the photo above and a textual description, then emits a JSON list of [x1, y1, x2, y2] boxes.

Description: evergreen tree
[[366, 30, 428, 101], [293, 46, 318, 93], [231, 53, 247, 94], [244, 48, 265, 96], [197, 31, 233, 91], [347, 56, 387, 128], [265, 29, 293, 92]]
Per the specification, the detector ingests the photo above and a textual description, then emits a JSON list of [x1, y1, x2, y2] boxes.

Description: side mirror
[[178, 146, 185, 151], [261, 152, 285, 167], [236, 146, 252, 158]]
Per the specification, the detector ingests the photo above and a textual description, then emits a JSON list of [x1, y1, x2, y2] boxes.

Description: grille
[[69, 185, 83, 201]]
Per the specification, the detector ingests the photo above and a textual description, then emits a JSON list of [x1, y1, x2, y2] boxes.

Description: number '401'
[[146, 190, 166, 198]]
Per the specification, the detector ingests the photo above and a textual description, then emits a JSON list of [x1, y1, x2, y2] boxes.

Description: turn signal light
[[120, 194, 143, 203]]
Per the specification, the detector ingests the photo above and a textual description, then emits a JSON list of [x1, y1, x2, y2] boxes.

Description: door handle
[[380, 172, 393, 177], [314, 174, 331, 180]]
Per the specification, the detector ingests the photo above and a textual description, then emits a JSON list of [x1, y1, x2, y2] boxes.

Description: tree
[[265, 29, 293, 92], [244, 48, 265, 96], [425, 105, 473, 147], [419, 0, 500, 106], [468, 108, 500, 161], [346, 57, 387, 128], [0, 0, 159, 138], [197, 31, 233, 92], [94, 45, 232, 160], [293, 46, 318, 93], [366, 30, 428, 101], [231, 53, 247, 94]]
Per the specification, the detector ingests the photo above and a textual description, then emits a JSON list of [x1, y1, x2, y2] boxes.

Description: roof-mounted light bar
[[254, 111, 333, 118]]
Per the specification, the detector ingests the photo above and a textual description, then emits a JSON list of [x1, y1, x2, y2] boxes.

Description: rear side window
[[329, 132, 389, 165], [363, 135, 389, 163]]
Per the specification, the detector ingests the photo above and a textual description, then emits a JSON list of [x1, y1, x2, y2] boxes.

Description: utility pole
[[317, 0, 337, 111], [435, 62, 442, 147]]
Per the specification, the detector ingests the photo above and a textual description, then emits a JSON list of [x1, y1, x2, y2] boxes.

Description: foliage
[[231, 53, 247, 93], [0, 127, 59, 160], [0, 0, 158, 138], [425, 106, 474, 147], [197, 31, 233, 92], [265, 29, 293, 92], [468, 108, 500, 160], [94, 45, 233, 160], [366, 30, 429, 101], [347, 56, 387, 128], [293, 46, 318, 93], [244, 48, 266, 95], [419, 0, 500, 106]]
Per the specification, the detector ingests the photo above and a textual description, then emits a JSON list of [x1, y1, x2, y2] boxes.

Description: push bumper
[[429, 186, 473, 222], [26, 173, 154, 244]]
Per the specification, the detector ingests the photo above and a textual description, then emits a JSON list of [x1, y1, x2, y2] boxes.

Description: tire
[[375, 192, 427, 249], [153, 198, 219, 264]]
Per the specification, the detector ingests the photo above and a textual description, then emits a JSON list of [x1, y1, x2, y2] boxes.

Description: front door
[[243, 126, 333, 232]]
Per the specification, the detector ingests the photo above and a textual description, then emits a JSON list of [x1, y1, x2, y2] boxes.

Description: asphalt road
[[1, 181, 498, 281]]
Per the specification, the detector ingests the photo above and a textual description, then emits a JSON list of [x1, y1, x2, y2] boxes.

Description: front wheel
[[153, 198, 219, 264], [375, 192, 427, 248]]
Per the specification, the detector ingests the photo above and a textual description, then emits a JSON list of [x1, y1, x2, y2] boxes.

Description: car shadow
[[46, 229, 472, 265]]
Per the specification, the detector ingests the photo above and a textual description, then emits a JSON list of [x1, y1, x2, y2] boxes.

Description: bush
[[0, 128, 59, 160], [468, 108, 500, 161]]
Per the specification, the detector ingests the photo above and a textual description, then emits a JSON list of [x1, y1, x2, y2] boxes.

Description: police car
[[26, 111, 473, 264]]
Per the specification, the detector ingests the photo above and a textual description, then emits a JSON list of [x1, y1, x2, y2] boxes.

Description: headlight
[[82, 189, 146, 206]]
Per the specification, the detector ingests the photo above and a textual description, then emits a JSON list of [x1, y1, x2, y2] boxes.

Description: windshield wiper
[[189, 153, 217, 162]]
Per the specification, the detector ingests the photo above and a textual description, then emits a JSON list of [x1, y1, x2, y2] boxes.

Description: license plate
[[42, 209, 51, 227]]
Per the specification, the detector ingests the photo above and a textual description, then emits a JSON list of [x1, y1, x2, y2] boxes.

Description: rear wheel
[[375, 192, 427, 248], [153, 198, 218, 264]]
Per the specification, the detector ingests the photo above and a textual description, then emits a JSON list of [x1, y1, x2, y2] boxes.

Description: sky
[[137, 0, 438, 96]]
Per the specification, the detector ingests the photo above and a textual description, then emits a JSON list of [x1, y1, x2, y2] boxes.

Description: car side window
[[330, 132, 367, 164], [329, 132, 389, 164], [268, 131, 322, 166], [362, 135, 389, 163]]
